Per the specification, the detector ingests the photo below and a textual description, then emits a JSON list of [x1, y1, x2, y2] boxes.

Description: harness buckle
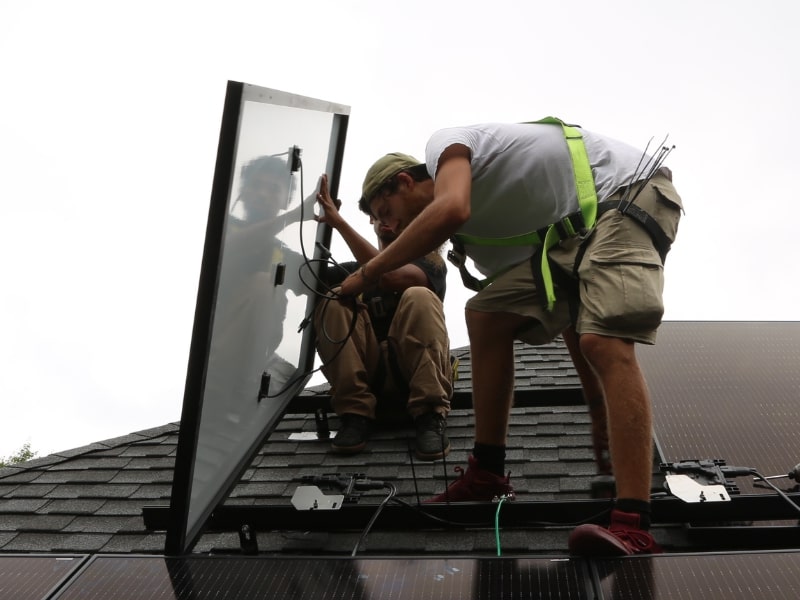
[[551, 213, 586, 241], [447, 248, 466, 269], [368, 295, 387, 319]]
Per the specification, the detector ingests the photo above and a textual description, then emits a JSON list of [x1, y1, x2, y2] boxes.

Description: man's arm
[[316, 174, 435, 293], [379, 263, 430, 292], [341, 145, 472, 296]]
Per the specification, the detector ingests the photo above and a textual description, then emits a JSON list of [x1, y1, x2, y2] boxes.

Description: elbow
[[445, 202, 470, 229]]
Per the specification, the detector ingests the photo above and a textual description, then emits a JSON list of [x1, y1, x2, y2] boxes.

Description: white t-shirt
[[425, 122, 651, 275]]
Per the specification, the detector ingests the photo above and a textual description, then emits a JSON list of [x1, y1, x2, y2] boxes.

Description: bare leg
[[465, 309, 529, 445], [578, 333, 653, 501], [562, 326, 611, 474], [561, 326, 603, 404]]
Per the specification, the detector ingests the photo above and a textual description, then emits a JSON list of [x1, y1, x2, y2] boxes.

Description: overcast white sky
[[2, 1, 798, 460]]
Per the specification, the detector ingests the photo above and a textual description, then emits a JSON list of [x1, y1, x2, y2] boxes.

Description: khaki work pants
[[314, 287, 452, 420]]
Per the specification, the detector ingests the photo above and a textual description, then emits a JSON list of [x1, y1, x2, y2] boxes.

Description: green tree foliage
[[0, 442, 38, 467]]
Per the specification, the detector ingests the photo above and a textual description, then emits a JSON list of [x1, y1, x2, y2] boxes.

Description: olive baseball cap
[[361, 152, 425, 203]]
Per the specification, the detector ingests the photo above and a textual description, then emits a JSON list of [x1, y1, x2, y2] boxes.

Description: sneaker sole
[[414, 442, 451, 461], [568, 524, 662, 557], [330, 441, 367, 455], [568, 525, 632, 556]]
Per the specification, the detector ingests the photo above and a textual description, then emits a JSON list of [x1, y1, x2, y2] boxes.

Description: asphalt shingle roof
[[1, 338, 622, 556], [3, 326, 798, 560]]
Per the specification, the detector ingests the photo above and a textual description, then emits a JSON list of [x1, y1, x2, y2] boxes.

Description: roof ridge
[[0, 422, 180, 480]]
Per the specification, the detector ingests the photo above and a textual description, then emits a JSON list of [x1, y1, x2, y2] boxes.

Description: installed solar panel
[[638, 322, 800, 493], [594, 551, 800, 599], [53, 555, 591, 600], [0, 555, 84, 600]]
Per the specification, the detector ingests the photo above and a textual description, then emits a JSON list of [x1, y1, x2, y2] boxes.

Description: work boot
[[568, 509, 663, 556], [331, 414, 370, 454], [425, 455, 515, 503], [414, 412, 450, 461]]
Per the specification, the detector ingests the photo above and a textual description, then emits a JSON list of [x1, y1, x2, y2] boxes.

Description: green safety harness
[[447, 117, 672, 310]]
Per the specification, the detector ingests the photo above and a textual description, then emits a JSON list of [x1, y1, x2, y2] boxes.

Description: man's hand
[[340, 263, 377, 297], [315, 174, 344, 229]]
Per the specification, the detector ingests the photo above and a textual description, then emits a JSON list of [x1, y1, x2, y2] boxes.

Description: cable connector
[[297, 313, 312, 333], [289, 145, 302, 172], [352, 478, 387, 491], [315, 241, 332, 260], [719, 465, 756, 478]]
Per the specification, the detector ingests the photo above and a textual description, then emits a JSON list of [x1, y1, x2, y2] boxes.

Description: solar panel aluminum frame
[[166, 81, 349, 555], [147, 492, 800, 539]]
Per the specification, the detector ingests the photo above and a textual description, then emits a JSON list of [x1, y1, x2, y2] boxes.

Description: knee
[[396, 287, 443, 320], [399, 286, 439, 307], [314, 294, 355, 328], [466, 308, 522, 341], [579, 333, 636, 373], [465, 308, 491, 334]]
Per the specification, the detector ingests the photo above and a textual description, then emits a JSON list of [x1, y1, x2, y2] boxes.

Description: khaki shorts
[[465, 259, 572, 345], [466, 170, 683, 345]]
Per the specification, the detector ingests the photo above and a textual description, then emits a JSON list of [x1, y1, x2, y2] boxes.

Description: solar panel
[[52, 555, 591, 600], [593, 551, 800, 599], [167, 81, 349, 553], [0, 555, 85, 600], [638, 322, 800, 493]]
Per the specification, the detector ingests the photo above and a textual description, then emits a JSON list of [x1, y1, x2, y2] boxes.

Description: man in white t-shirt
[[340, 122, 683, 557]]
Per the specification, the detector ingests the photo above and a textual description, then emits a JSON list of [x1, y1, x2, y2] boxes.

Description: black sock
[[615, 498, 651, 529], [472, 443, 506, 476]]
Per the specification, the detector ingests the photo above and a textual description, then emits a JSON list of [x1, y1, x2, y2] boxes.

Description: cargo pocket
[[579, 243, 665, 332]]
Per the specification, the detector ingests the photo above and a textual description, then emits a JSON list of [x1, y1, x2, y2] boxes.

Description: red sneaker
[[568, 509, 663, 556], [425, 455, 515, 503]]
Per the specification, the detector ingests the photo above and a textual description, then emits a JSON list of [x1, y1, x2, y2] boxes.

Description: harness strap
[[448, 211, 586, 292], [531, 117, 598, 230], [448, 116, 598, 307], [534, 117, 598, 310], [595, 200, 672, 263], [542, 200, 671, 325]]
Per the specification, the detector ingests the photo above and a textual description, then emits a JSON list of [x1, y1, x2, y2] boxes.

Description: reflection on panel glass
[[54, 556, 591, 600], [169, 82, 348, 553], [190, 100, 338, 527]]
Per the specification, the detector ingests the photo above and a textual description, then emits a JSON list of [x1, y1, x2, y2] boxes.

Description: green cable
[[494, 496, 507, 556]]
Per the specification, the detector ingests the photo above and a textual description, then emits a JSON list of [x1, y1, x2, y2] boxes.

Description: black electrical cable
[[351, 482, 397, 557], [406, 438, 422, 505], [259, 159, 363, 398], [751, 469, 800, 516], [259, 297, 359, 400], [384, 494, 615, 530]]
